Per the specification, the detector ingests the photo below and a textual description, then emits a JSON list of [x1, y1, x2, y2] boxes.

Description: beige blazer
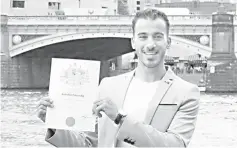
[[45, 68, 200, 147]]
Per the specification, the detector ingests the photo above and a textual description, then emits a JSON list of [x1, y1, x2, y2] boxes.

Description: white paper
[[45, 58, 100, 132]]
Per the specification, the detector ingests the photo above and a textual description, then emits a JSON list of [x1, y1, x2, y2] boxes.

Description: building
[[1, 0, 118, 16], [159, 0, 232, 3], [3, 0, 235, 16], [125, 0, 236, 15], [155, 1, 236, 14]]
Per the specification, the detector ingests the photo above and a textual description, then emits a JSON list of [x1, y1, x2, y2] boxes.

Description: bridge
[[3, 14, 237, 58], [1, 14, 237, 89]]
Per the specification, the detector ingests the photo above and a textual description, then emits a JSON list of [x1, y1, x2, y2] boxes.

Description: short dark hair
[[132, 8, 170, 35]]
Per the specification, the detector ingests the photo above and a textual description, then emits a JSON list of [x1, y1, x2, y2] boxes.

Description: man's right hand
[[37, 97, 54, 122]]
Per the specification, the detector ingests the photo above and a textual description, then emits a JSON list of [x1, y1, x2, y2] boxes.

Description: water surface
[[1, 89, 237, 147]]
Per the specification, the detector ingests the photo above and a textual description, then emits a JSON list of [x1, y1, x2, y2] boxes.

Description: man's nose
[[146, 43, 156, 51], [146, 37, 156, 50]]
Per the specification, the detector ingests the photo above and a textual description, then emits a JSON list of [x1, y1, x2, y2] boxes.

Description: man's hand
[[92, 98, 118, 121], [37, 97, 54, 122]]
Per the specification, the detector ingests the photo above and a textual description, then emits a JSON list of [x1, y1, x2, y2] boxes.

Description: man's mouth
[[142, 51, 158, 55]]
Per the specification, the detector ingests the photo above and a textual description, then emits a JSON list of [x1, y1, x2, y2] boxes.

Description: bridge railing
[[6, 15, 237, 26], [7, 15, 215, 22], [7, 15, 135, 21]]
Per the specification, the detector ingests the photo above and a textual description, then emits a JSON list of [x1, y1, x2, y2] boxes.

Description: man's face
[[132, 18, 170, 68]]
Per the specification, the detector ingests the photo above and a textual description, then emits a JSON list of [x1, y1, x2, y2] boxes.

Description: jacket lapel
[[144, 68, 176, 124], [99, 70, 135, 147], [114, 70, 135, 108]]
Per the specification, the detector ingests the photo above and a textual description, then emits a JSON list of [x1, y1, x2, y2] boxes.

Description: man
[[37, 8, 200, 147]]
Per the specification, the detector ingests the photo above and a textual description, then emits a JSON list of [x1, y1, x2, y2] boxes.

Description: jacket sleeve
[[45, 121, 98, 147], [116, 86, 200, 147]]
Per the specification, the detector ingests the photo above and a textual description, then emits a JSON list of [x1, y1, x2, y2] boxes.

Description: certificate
[[45, 58, 100, 132]]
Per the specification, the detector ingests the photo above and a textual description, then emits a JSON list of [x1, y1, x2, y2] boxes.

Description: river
[[1, 89, 237, 147]]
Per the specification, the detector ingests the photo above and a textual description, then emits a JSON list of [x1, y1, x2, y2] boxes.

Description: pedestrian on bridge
[[37, 8, 200, 147]]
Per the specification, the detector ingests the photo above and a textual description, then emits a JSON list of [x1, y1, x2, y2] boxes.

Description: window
[[137, 1, 140, 5], [48, 2, 61, 10], [145, 0, 151, 3], [12, 0, 25, 8], [194, 1, 198, 8]]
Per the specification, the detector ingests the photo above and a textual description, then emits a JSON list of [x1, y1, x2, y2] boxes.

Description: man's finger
[[38, 100, 54, 108], [37, 113, 46, 122], [37, 97, 53, 106], [93, 99, 104, 106], [95, 104, 106, 117], [93, 97, 109, 104], [93, 100, 107, 110], [92, 102, 102, 113], [92, 103, 98, 115], [37, 109, 46, 118], [39, 105, 47, 110], [41, 97, 53, 103]]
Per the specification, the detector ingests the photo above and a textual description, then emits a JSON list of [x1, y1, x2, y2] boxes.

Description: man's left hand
[[92, 98, 118, 121]]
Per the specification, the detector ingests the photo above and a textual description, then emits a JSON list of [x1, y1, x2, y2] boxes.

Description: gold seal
[[66, 117, 75, 127]]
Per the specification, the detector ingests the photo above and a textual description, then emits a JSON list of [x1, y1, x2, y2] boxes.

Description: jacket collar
[[117, 66, 177, 109]]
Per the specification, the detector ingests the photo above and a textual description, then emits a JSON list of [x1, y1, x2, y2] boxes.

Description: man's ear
[[131, 37, 135, 50], [167, 37, 171, 49]]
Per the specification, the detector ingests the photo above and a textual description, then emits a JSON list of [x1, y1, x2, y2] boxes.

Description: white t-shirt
[[116, 76, 160, 147], [123, 76, 160, 122]]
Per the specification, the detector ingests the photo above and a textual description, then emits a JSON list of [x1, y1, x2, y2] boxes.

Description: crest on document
[[60, 62, 89, 87]]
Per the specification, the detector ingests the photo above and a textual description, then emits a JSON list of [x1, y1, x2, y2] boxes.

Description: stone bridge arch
[[10, 32, 213, 58]]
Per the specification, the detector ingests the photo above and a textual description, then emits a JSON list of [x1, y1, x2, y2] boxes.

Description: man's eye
[[154, 35, 163, 39], [139, 36, 147, 39]]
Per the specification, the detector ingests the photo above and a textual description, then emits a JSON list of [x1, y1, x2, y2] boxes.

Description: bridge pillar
[[1, 15, 10, 88], [1, 15, 52, 88], [206, 11, 237, 92], [99, 60, 110, 84], [1, 15, 9, 58]]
